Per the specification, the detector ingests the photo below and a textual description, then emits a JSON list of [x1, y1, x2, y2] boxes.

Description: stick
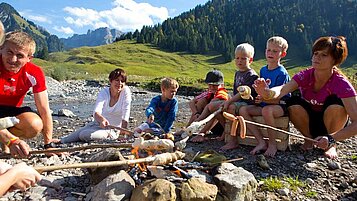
[[222, 112, 318, 143], [34, 151, 185, 173], [183, 108, 222, 137], [0, 143, 132, 158], [34, 157, 155, 173], [107, 125, 134, 135]]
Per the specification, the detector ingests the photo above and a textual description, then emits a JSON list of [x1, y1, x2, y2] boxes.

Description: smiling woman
[[60, 68, 132, 143]]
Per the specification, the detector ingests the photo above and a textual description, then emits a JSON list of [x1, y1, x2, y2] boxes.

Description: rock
[[277, 188, 290, 196], [92, 170, 135, 201], [130, 179, 176, 201], [214, 163, 258, 201], [58, 109, 77, 117], [181, 178, 218, 201], [256, 155, 270, 170], [327, 161, 341, 170], [86, 148, 128, 184]]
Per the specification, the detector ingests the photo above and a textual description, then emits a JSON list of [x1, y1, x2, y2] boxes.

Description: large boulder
[[181, 178, 218, 201], [91, 170, 135, 201], [130, 179, 176, 201], [214, 163, 257, 201]]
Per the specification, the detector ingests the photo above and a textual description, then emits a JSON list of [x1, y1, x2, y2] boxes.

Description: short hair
[[5, 31, 36, 56], [108, 68, 127, 82], [267, 36, 288, 52], [312, 36, 348, 66], [161, 77, 179, 89], [235, 43, 254, 58], [0, 21, 4, 46]]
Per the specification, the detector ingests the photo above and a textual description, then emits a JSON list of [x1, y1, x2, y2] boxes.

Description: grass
[[33, 39, 357, 91], [285, 176, 306, 191], [260, 176, 307, 192], [260, 177, 285, 191]]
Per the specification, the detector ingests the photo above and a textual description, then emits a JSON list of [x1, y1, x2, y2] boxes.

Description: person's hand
[[314, 136, 329, 150], [7, 163, 42, 192], [9, 139, 31, 158], [99, 119, 110, 128], [147, 114, 154, 124], [0, 162, 12, 174], [222, 101, 230, 112], [253, 78, 271, 98]]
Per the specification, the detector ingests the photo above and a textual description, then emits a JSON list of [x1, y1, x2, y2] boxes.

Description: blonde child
[[145, 78, 179, 134], [219, 43, 259, 150], [239, 36, 290, 157]]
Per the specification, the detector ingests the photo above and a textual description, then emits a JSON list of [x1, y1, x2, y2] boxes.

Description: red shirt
[[0, 60, 47, 107]]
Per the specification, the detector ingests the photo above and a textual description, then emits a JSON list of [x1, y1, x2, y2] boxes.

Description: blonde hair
[[0, 21, 5, 46], [5, 31, 36, 56], [267, 36, 288, 52], [161, 77, 179, 90], [235, 43, 254, 58]]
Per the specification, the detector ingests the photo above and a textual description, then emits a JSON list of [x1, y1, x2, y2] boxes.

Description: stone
[[58, 109, 77, 117], [86, 148, 128, 184], [327, 161, 341, 170], [130, 179, 176, 201], [92, 170, 135, 201], [180, 178, 217, 201], [214, 163, 258, 201]]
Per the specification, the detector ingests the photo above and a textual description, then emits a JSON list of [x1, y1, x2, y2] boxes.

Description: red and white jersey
[[0, 60, 47, 107]]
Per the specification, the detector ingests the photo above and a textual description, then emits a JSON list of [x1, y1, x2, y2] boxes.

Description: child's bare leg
[[262, 105, 284, 157], [187, 99, 208, 126], [240, 105, 266, 154]]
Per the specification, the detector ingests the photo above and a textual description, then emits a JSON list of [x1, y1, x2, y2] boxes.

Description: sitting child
[[219, 43, 259, 150], [144, 78, 179, 134], [187, 70, 229, 127], [190, 70, 229, 142]]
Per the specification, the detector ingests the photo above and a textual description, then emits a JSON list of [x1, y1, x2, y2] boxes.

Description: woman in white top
[[61, 68, 132, 143]]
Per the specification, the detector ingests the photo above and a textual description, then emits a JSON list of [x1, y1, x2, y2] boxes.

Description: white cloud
[[54, 26, 74, 35], [63, 0, 169, 31], [19, 10, 52, 24]]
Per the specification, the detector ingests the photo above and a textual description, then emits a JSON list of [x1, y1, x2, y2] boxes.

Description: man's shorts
[[0, 105, 34, 118], [286, 95, 344, 138]]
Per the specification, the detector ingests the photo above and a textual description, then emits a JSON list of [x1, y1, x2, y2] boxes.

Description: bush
[[51, 66, 68, 81]]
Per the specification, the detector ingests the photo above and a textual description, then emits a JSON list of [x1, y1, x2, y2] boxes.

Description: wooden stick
[[107, 125, 134, 135], [184, 107, 222, 136], [0, 143, 132, 158], [34, 156, 155, 173], [34, 151, 184, 173], [222, 112, 318, 143]]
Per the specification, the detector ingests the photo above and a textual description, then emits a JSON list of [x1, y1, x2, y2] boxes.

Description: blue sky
[[2, 0, 209, 38]]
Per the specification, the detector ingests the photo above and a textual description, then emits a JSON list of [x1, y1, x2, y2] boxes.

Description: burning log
[[34, 151, 185, 173], [132, 137, 174, 152]]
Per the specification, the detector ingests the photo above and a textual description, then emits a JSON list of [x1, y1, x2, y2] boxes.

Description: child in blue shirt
[[144, 77, 179, 134], [239, 36, 290, 157]]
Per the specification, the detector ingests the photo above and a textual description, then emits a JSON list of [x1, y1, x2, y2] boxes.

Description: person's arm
[[145, 96, 159, 118], [253, 78, 298, 101], [0, 163, 42, 196], [34, 90, 53, 145], [315, 96, 357, 149], [120, 87, 132, 129]]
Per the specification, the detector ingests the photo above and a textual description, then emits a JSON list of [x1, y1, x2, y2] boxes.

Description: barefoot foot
[[300, 141, 313, 151], [221, 142, 239, 150], [216, 134, 225, 141], [324, 145, 338, 159], [250, 142, 267, 155], [264, 145, 278, 157], [191, 134, 208, 143]]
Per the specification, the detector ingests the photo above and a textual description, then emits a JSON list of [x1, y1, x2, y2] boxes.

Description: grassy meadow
[[33, 40, 357, 92]]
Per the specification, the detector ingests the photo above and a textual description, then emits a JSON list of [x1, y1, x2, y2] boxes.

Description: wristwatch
[[326, 134, 336, 149]]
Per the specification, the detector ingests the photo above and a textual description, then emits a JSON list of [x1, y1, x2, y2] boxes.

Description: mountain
[[0, 2, 64, 59], [61, 28, 123, 50], [120, 0, 357, 64]]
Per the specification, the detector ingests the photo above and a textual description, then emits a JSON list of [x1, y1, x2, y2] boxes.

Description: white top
[[93, 86, 132, 127]]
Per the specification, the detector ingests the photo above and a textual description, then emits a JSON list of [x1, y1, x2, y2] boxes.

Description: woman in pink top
[[253, 36, 357, 159]]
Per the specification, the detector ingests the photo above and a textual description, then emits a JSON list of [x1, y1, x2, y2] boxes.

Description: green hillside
[[34, 40, 357, 91]]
